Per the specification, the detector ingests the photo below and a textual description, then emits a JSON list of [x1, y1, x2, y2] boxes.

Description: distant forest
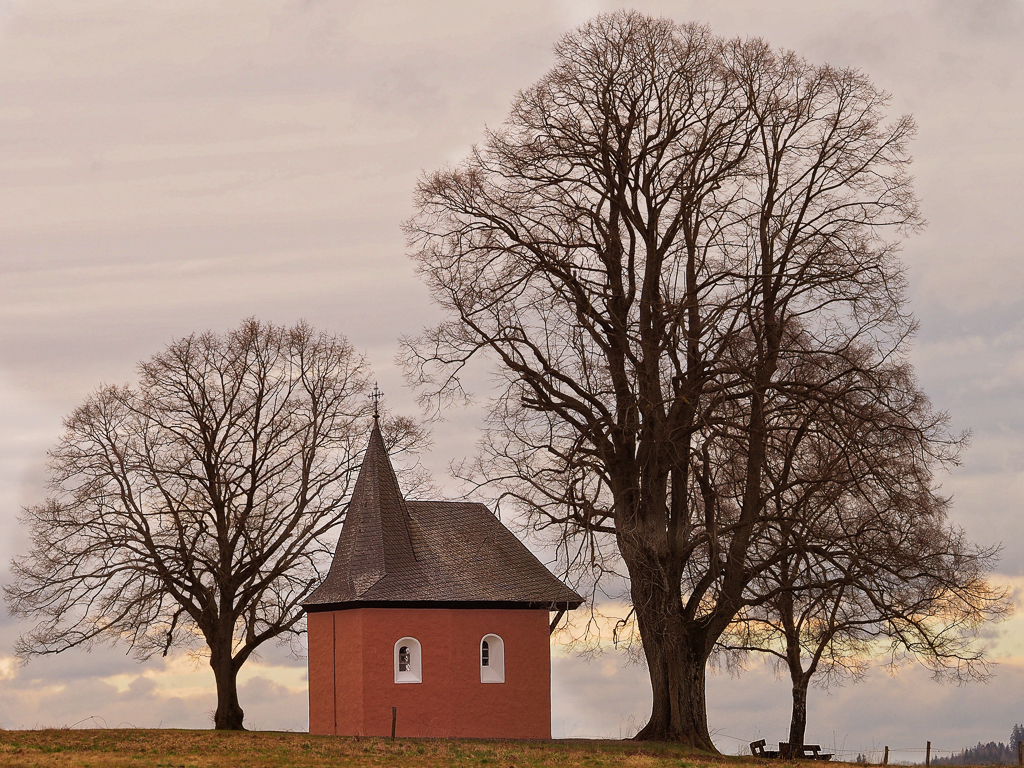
[[932, 727, 1024, 766]]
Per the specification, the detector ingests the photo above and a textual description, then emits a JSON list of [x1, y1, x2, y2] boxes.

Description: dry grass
[[0, 729, 808, 768]]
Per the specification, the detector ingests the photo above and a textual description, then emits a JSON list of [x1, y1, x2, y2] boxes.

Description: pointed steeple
[[322, 418, 418, 598]]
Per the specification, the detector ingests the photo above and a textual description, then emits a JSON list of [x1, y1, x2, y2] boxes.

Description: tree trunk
[[788, 677, 809, 752], [633, 633, 715, 749], [210, 646, 245, 730], [628, 566, 715, 749], [781, 588, 808, 753]]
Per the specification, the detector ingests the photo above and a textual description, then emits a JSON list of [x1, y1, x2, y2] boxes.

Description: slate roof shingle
[[302, 420, 584, 612]]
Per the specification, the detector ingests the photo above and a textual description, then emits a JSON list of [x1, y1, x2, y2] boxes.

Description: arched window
[[394, 637, 422, 683], [480, 634, 504, 683]]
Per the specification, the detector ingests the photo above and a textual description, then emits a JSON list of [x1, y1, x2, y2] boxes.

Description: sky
[[0, 0, 1022, 758]]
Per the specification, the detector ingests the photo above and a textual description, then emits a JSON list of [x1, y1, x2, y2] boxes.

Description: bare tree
[[724, 491, 1006, 753], [400, 11, 982, 746], [716, 350, 1008, 753], [6, 319, 425, 730]]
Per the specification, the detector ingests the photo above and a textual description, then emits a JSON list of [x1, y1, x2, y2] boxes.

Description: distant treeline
[[933, 741, 1022, 766], [931, 742, 1013, 766], [931, 726, 1024, 766]]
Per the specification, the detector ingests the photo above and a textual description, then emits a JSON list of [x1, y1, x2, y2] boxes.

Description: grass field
[[0, 729, 801, 768]]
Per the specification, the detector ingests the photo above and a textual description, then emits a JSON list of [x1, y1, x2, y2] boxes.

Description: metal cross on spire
[[369, 383, 383, 420]]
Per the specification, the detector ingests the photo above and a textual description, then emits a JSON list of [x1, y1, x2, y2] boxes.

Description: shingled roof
[[302, 419, 584, 612]]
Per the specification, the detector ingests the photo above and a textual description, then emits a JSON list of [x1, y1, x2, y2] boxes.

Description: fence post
[[883, 746, 889, 766], [1017, 740, 1022, 767], [926, 741, 931, 768], [391, 706, 397, 740]]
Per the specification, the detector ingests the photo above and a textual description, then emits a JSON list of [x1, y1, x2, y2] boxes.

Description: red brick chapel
[[302, 413, 583, 739]]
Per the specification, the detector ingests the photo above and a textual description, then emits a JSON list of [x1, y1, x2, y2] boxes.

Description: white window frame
[[394, 637, 422, 683], [480, 633, 505, 683]]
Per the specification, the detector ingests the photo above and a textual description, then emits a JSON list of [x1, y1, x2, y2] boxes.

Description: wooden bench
[[781, 742, 833, 760], [751, 740, 780, 758], [751, 740, 831, 760], [802, 745, 832, 761]]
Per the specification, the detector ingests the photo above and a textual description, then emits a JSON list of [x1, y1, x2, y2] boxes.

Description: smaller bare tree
[[720, 364, 1008, 753], [725, 530, 1006, 755], [5, 319, 425, 730]]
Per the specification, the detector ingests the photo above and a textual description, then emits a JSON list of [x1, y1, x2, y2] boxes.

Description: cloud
[[934, 0, 1024, 40], [0, 640, 309, 730]]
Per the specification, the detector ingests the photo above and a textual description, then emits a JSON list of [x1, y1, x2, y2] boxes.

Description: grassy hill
[[0, 728, 784, 768]]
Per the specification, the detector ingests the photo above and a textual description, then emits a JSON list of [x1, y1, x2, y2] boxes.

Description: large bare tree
[[400, 11, 981, 746], [6, 319, 424, 730]]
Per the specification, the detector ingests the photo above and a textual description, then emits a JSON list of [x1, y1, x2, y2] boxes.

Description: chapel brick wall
[[307, 607, 551, 739]]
